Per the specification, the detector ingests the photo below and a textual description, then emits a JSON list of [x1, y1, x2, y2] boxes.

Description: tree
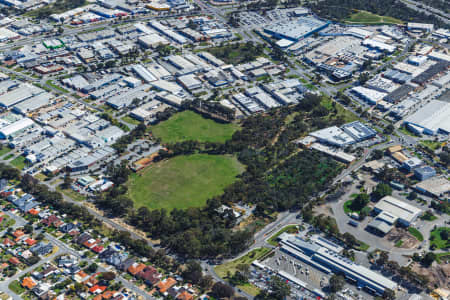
[[382, 288, 395, 300], [211, 282, 234, 299], [383, 124, 395, 134], [371, 183, 392, 201], [408, 191, 417, 200], [328, 274, 345, 293], [101, 272, 116, 281], [371, 149, 384, 160], [24, 224, 33, 234], [421, 252, 435, 267], [358, 72, 370, 84], [440, 230, 448, 241], [86, 263, 98, 274], [62, 174, 72, 189], [182, 261, 203, 285], [199, 275, 213, 290], [350, 193, 369, 211], [57, 26, 64, 34]]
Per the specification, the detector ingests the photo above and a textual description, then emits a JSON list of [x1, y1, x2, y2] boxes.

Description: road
[[398, 0, 449, 24]]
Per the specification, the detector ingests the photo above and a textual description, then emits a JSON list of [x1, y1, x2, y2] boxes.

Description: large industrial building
[[367, 196, 422, 235], [264, 17, 328, 42], [279, 235, 397, 295], [404, 100, 450, 135]]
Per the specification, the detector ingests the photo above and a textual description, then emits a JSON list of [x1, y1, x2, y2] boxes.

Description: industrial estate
[[0, 0, 448, 300]]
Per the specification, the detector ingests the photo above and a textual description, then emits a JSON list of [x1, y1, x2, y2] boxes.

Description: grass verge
[[267, 225, 299, 246], [408, 227, 424, 242]]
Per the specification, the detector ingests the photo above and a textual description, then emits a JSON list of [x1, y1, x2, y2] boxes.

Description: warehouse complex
[[404, 100, 450, 135], [367, 196, 422, 235], [264, 17, 328, 42], [279, 235, 397, 295]]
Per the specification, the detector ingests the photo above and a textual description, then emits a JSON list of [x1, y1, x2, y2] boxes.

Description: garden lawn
[[151, 111, 239, 144], [429, 227, 450, 249], [128, 154, 244, 210], [9, 280, 25, 295]]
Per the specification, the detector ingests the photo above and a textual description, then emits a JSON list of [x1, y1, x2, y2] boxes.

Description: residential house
[[21, 277, 37, 289], [128, 262, 146, 276], [157, 277, 177, 294], [30, 242, 53, 256]]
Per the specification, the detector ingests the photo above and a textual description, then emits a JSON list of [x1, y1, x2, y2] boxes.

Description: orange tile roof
[[13, 230, 24, 239], [177, 291, 194, 300], [89, 285, 106, 294], [9, 257, 20, 265], [22, 277, 37, 289], [93, 295, 103, 300], [102, 291, 115, 299], [128, 263, 146, 276], [24, 238, 36, 246], [28, 208, 39, 215], [157, 277, 177, 293]]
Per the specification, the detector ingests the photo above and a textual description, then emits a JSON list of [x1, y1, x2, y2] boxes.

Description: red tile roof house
[[137, 266, 161, 286], [3, 237, 15, 247], [41, 215, 61, 227], [9, 256, 20, 265], [127, 263, 146, 276], [92, 245, 105, 254], [24, 238, 37, 246], [83, 238, 99, 249], [89, 285, 107, 294]]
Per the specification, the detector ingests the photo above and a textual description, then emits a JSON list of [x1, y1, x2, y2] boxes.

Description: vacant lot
[[128, 154, 244, 210], [151, 111, 239, 144], [345, 10, 403, 24]]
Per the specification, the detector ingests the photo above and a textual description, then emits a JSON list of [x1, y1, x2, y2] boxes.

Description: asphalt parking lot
[[262, 249, 371, 299]]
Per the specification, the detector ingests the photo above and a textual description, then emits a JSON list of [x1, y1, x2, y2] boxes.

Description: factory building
[[371, 196, 422, 228], [414, 166, 436, 181], [351, 86, 387, 105], [414, 177, 450, 200], [279, 235, 397, 295], [341, 121, 377, 142], [310, 126, 354, 147], [404, 100, 450, 135], [0, 118, 35, 139], [264, 17, 329, 42]]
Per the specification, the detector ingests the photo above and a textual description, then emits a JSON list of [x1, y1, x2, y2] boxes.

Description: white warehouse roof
[[310, 126, 355, 147], [404, 100, 450, 135], [0, 117, 34, 138], [374, 196, 422, 223]]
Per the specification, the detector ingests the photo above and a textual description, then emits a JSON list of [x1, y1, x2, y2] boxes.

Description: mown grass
[[408, 227, 424, 242], [215, 247, 271, 295], [429, 227, 450, 249], [345, 10, 403, 24], [151, 111, 239, 144], [267, 225, 299, 246], [128, 154, 244, 211], [10, 156, 27, 169]]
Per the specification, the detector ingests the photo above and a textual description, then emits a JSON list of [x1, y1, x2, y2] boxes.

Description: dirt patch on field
[[411, 262, 450, 288], [386, 228, 420, 249]]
